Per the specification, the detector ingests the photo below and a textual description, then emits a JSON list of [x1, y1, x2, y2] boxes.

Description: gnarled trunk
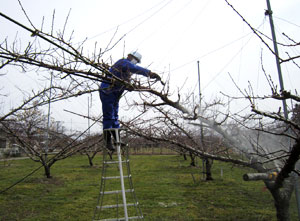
[[266, 177, 295, 221], [41, 156, 52, 178]]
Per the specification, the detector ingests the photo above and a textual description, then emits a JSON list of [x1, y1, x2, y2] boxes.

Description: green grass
[[0, 155, 298, 220]]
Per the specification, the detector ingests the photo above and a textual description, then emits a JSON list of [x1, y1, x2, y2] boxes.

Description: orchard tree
[[80, 133, 103, 167], [2, 104, 88, 178], [0, 1, 300, 220]]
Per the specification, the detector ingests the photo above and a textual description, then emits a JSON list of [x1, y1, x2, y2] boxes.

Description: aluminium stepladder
[[93, 128, 143, 221]]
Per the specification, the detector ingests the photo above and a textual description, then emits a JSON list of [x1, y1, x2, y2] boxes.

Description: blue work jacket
[[100, 58, 150, 93]]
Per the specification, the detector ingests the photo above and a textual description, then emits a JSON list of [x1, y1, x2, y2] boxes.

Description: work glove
[[149, 72, 161, 81]]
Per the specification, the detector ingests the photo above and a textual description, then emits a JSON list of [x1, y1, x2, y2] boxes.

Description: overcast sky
[[1, 0, 300, 133]]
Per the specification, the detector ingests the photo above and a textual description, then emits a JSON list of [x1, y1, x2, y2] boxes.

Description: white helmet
[[129, 51, 142, 63]]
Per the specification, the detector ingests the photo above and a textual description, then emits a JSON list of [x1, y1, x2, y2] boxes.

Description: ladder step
[[97, 203, 137, 209], [104, 160, 129, 164], [95, 216, 143, 221], [102, 189, 134, 195], [102, 175, 131, 180]]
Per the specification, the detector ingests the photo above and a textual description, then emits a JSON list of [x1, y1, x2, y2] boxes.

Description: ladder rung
[[95, 216, 143, 221], [102, 189, 134, 195], [97, 203, 137, 209], [104, 160, 129, 164], [102, 175, 131, 180]]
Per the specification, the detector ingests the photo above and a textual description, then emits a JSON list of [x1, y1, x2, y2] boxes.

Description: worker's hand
[[149, 72, 161, 81]]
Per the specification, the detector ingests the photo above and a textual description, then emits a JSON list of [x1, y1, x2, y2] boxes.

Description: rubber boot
[[103, 130, 115, 151], [111, 130, 127, 147]]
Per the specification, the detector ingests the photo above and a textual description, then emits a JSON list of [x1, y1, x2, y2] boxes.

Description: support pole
[[88, 97, 90, 136], [265, 0, 288, 119], [45, 72, 53, 163], [265, 0, 300, 217], [197, 61, 202, 106], [197, 61, 206, 180], [197, 62, 204, 148]]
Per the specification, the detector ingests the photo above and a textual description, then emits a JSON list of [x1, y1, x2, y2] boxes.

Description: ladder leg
[[116, 129, 129, 221], [93, 147, 108, 220], [125, 147, 144, 219], [93, 128, 143, 221]]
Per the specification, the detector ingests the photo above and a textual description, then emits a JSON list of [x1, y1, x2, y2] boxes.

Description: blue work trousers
[[100, 90, 123, 130]]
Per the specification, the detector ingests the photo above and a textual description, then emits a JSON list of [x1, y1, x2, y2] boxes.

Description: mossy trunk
[[266, 177, 295, 221]]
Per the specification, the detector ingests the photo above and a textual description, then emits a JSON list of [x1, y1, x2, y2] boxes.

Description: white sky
[[1, 0, 300, 133]]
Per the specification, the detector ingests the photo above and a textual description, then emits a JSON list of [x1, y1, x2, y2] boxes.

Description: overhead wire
[[256, 17, 267, 93], [122, 0, 174, 39], [154, 0, 212, 68], [162, 17, 266, 97], [273, 16, 300, 29], [236, 20, 248, 90], [204, 39, 261, 92], [97, 0, 174, 59], [78, 0, 174, 45], [136, 0, 195, 48], [169, 31, 254, 73]]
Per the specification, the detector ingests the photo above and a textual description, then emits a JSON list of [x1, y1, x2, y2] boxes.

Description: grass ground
[[0, 154, 298, 220]]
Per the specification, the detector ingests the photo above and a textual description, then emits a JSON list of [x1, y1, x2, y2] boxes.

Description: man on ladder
[[95, 51, 161, 221], [99, 51, 161, 151]]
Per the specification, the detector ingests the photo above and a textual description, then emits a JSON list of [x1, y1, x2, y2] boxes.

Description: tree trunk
[[266, 177, 294, 221], [44, 164, 52, 178], [189, 152, 196, 166], [41, 156, 52, 178], [182, 153, 187, 161], [88, 155, 94, 167], [205, 158, 214, 181], [85, 151, 97, 167]]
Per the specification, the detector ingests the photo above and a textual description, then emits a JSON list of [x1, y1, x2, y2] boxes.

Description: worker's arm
[[126, 60, 161, 81], [109, 59, 161, 87], [124, 60, 150, 77]]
